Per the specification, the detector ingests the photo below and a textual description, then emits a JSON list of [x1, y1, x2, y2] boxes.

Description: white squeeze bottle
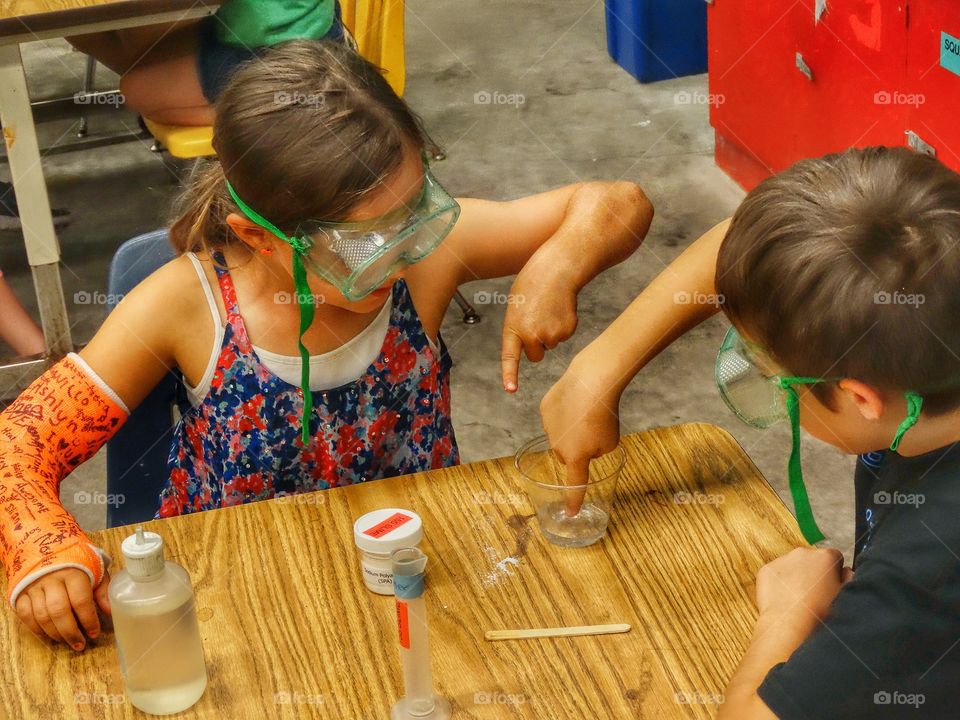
[[109, 526, 207, 715]]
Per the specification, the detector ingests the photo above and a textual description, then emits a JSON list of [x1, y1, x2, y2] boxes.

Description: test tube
[[390, 547, 451, 720]]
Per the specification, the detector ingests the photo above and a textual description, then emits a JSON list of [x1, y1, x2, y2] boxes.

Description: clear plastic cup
[[515, 436, 626, 548]]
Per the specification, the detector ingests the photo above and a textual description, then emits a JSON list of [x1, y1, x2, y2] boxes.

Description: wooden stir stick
[[485, 623, 631, 641]]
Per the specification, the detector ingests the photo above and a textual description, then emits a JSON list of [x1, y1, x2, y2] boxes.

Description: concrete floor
[[2, 0, 855, 558]]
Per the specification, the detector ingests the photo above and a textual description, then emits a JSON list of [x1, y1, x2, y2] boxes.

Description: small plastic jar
[[353, 508, 423, 595]]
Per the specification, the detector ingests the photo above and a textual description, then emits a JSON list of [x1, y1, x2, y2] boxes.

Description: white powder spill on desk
[[482, 546, 521, 586]]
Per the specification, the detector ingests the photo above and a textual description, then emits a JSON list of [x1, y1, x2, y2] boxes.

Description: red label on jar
[[363, 512, 413, 539], [397, 600, 410, 649]]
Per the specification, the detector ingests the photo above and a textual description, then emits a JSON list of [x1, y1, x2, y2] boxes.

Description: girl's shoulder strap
[[184, 252, 222, 332], [210, 251, 251, 349], [210, 251, 240, 317], [389, 279, 436, 353]]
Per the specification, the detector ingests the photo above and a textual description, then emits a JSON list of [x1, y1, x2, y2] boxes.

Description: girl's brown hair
[[170, 40, 432, 254]]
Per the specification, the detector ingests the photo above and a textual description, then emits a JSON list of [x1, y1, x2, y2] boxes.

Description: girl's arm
[[540, 219, 729, 485], [407, 181, 653, 388], [78, 255, 200, 409], [443, 181, 652, 286], [2, 257, 201, 649]]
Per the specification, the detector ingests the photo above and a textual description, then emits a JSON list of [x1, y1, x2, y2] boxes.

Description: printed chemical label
[[362, 565, 393, 586], [940, 31, 960, 77], [396, 600, 410, 649], [362, 512, 413, 539]]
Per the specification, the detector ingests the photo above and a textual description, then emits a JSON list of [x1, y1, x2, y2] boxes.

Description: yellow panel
[[342, 0, 405, 96], [142, 119, 215, 159]]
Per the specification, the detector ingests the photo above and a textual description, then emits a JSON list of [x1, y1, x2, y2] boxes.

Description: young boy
[[542, 147, 960, 718]]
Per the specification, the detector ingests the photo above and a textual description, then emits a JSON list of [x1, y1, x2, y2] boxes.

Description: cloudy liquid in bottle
[[110, 527, 207, 715]]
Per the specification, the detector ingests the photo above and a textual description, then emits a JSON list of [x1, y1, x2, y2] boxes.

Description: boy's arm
[[407, 181, 653, 386], [740, 518, 960, 720], [719, 615, 810, 719], [720, 547, 849, 720], [541, 218, 729, 484]]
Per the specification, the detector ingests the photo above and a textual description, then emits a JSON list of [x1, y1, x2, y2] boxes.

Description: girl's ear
[[226, 213, 272, 251], [837, 379, 885, 421]]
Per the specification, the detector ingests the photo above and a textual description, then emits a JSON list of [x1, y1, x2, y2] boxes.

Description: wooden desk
[[1, 2, 219, 42], [0, 424, 807, 719], [0, 0, 222, 394]]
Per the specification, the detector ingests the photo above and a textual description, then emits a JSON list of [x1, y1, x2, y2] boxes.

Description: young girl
[[0, 41, 652, 650]]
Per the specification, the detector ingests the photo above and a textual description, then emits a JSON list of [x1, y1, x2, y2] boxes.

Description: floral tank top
[[158, 256, 458, 517]]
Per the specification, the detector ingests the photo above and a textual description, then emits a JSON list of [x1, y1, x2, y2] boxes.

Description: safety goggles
[[227, 162, 460, 302], [294, 169, 459, 301], [224, 158, 460, 443], [716, 327, 923, 544]]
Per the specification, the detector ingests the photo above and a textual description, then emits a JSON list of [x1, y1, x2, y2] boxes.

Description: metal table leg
[[77, 54, 98, 138], [453, 290, 481, 324], [0, 43, 73, 362]]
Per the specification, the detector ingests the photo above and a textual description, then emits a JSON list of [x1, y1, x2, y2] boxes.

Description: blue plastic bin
[[605, 0, 708, 83]]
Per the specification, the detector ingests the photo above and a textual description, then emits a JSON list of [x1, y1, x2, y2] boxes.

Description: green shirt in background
[[215, 0, 337, 48]]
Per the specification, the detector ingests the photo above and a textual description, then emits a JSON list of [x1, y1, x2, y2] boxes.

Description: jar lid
[[354, 508, 423, 554]]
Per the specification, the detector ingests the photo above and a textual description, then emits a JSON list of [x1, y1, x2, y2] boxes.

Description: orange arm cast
[[0, 354, 128, 607]]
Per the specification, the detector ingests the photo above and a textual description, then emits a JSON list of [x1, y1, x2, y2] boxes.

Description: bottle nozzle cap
[[121, 525, 165, 578]]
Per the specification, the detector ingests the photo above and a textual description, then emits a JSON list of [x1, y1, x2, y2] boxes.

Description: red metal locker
[[708, 1, 811, 189], [903, 3, 960, 171], [709, 0, 909, 190], [791, 1, 906, 158]]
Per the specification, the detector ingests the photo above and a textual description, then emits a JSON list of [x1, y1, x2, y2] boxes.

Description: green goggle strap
[[226, 181, 314, 445], [890, 391, 923, 452], [778, 377, 827, 545], [778, 381, 924, 544]]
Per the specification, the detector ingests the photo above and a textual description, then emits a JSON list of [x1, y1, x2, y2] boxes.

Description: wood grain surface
[[0, 0, 221, 39], [0, 424, 808, 719]]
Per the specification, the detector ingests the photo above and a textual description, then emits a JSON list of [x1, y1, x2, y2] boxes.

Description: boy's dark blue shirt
[[757, 443, 960, 719]]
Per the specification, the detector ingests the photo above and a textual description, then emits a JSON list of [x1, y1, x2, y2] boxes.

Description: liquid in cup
[[515, 437, 626, 548], [537, 501, 611, 546]]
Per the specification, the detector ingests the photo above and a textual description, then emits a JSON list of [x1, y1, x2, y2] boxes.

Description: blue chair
[[105, 230, 181, 527]]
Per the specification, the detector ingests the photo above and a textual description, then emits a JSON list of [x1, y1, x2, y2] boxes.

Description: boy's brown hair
[[170, 40, 432, 255], [716, 147, 960, 414]]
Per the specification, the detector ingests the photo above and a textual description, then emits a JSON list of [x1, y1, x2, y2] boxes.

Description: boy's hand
[[756, 547, 853, 631], [540, 355, 622, 512], [716, 549, 853, 719], [501, 256, 579, 393], [14, 568, 112, 650]]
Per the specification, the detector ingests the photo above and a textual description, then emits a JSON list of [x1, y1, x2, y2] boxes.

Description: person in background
[[0, 271, 45, 357], [0, 41, 653, 653], [67, 1, 346, 126], [0, 3, 347, 231]]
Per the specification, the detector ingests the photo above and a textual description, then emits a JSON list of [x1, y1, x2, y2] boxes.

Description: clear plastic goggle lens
[[715, 327, 789, 429], [297, 174, 460, 300]]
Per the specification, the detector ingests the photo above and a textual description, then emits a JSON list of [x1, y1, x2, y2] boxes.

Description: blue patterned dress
[[158, 257, 458, 517]]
